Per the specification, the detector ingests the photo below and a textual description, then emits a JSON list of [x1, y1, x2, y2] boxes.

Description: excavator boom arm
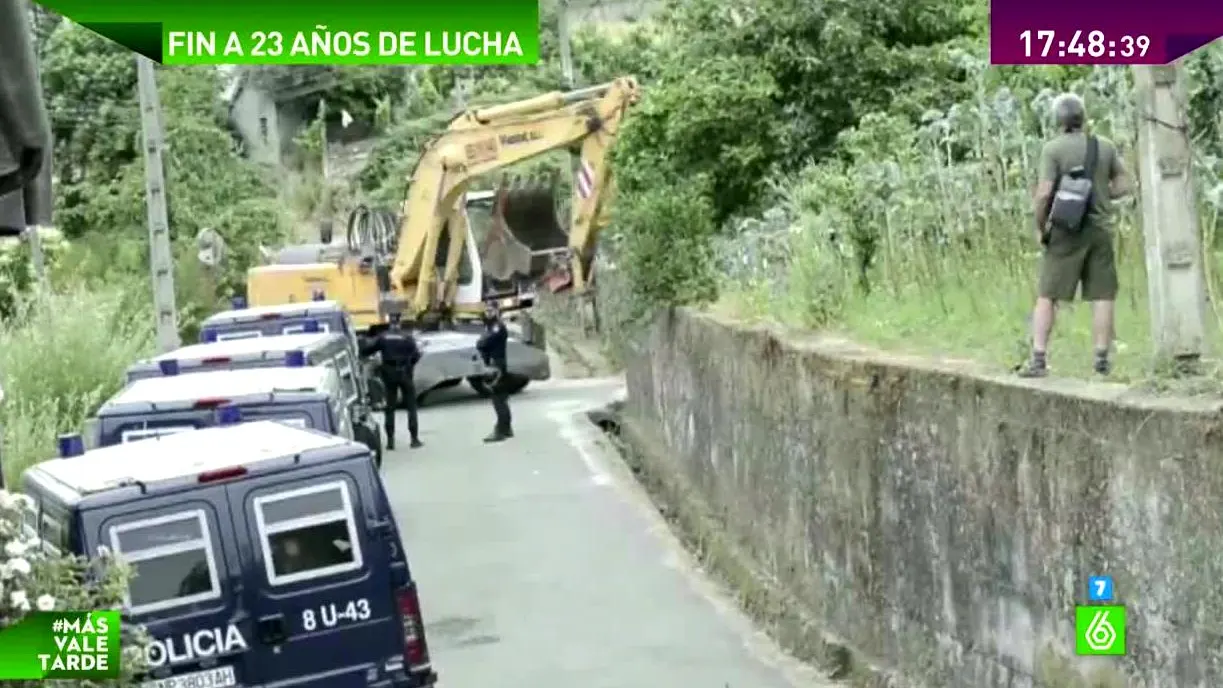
[[388, 76, 639, 318]]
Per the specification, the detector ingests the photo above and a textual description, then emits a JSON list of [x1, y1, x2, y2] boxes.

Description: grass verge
[[1, 284, 155, 485]]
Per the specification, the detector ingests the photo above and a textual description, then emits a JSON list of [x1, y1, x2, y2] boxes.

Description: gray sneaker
[[1017, 354, 1048, 378], [1094, 356, 1111, 376]]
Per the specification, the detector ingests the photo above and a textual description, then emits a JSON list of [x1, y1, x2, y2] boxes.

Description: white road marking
[[534, 376, 624, 391], [547, 400, 614, 485]]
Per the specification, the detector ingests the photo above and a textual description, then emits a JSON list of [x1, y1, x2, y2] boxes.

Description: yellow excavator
[[246, 77, 640, 399]]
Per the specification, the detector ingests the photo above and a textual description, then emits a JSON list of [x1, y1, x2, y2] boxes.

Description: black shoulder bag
[[1048, 135, 1099, 233]]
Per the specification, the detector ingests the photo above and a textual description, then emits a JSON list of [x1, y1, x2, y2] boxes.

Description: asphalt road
[[378, 376, 832, 688]]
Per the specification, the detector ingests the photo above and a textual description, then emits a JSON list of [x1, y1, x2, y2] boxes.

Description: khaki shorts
[[1038, 225, 1118, 301]]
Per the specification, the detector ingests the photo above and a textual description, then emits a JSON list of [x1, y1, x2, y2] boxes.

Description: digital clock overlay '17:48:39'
[[989, 0, 1223, 65]]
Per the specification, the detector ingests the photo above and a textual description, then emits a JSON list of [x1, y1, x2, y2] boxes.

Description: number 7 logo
[[1088, 576, 1114, 602]]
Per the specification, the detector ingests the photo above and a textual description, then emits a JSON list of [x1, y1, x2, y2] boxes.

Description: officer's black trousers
[[381, 369, 419, 442], [490, 373, 512, 434]]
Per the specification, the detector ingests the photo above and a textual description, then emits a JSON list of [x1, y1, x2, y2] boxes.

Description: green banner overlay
[[0, 610, 122, 679], [34, 0, 540, 65]]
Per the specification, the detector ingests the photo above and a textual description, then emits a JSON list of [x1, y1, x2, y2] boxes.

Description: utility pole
[[135, 55, 180, 353], [318, 98, 329, 180], [24, 225, 44, 289], [558, 0, 575, 88], [1132, 63, 1212, 364]]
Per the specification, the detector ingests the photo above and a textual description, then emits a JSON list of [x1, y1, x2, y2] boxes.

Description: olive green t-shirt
[[1038, 131, 1122, 229]]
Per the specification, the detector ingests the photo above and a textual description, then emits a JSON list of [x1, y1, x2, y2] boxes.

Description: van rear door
[[91, 488, 256, 688], [227, 465, 404, 686]]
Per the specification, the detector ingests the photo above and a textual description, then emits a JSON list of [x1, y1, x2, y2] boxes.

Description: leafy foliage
[[37, 22, 290, 332], [596, 0, 982, 322]]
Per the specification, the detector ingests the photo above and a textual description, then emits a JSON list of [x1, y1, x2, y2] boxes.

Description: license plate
[[141, 666, 237, 688]]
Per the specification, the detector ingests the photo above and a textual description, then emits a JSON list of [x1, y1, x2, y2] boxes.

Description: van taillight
[[201, 356, 231, 364], [396, 585, 432, 673], [259, 313, 281, 319]]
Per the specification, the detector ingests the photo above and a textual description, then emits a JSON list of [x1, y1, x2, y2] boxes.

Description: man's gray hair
[[1051, 92, 1086, 131]]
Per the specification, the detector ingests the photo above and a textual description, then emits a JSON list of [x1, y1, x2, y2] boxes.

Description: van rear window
[[282, 322, 330, 334], [121, 425, 195, 443], [216, 330, 262, 341], [109, 511, 222, 614], [253, 481, 362, 586]]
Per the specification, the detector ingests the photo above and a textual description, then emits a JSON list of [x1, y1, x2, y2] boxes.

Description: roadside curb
[[547, 328, 614, 378]]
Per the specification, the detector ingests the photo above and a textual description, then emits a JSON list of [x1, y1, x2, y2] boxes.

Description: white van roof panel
[[149, 333, 336, 361], [32, 421, 348, 495], [107, 367, 332, 406], [201, 301, 343, 324]]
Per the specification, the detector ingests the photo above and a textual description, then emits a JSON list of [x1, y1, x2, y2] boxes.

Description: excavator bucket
[[478, 182, 571, 290]]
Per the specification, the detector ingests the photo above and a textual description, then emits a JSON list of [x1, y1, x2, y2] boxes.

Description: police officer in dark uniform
[[360, 313, 422, 450], [476, 301, 513, 443]]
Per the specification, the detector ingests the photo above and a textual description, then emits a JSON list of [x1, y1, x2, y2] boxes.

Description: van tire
[[467, 374, 530, 397]]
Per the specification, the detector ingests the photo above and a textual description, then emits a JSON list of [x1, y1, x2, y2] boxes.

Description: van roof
[[201, 301, 344, 326], [147, 332, 339, 361], [25, 421, 357, 501], [105, 367, 332, 407]]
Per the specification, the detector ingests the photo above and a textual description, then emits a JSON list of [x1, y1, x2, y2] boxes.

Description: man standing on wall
[[1021, 92, 1132, 378]]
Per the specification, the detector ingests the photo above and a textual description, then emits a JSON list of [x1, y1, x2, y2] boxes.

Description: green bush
[[1, 284, 155, 485]]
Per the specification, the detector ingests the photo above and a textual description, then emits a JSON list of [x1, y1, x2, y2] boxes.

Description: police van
[[199, 299, 358, 356], [197, 304, 382, 411], [126, 332, 355, 385], [94, 361, 383, 467], [21, 422, 438, 688], [123, 333, 382, 456]]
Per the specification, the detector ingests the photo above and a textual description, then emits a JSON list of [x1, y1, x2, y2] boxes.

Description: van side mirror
[[368, 518, 395, 538]]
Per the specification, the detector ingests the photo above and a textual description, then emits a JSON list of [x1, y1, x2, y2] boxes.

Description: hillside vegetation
[[2, 22, 291, 483]]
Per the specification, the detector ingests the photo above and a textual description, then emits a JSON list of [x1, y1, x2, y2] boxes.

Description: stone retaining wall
[[621, 308, 1223, 687]]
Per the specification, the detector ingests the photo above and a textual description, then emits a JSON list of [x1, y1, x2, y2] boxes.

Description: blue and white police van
[[196, 302, 382, 409], [120, 335, 383, 461], [199, 299, 358, 356], [124, 333, 356, 384], [89, 363, 357, 442], [21, 421, 438, 688]]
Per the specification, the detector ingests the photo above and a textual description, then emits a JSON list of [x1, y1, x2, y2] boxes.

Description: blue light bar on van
[[285, 350, 306, 367], [158, 359, 179, 376], [302, 319, 320, 333], [57, 433, 85, 458], [311, 289, 325, 301], [201, 328, 218, 343], [231, 296, 247, 309], [216, 406, 243, 425]]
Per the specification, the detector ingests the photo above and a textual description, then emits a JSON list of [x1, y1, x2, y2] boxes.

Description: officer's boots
[[386, 435, 395, 451], [483, 427, 513, 443]]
